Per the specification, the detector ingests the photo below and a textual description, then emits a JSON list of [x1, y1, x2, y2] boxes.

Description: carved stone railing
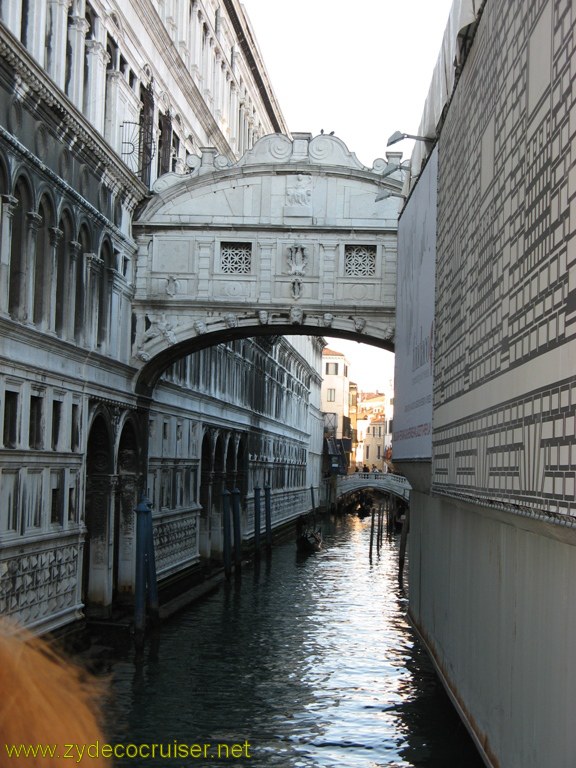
[[0, 529, 84, 633]]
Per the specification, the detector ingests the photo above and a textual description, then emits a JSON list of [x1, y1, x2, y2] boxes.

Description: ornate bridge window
[[344, 244, 376, 276], [220, 242, 252, 274]]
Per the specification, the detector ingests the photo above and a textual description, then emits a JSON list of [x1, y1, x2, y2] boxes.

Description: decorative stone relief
[[165, 276, 179, 296], [258, 310, 270, 325], [308, 134, 365, 168], [236, 134, 292, 165], [291, 278, 302, 299], [286, 243, 309, 275], [321, 313, 334, 327], [289, 306, 304, 324], [221, 243, 252, 274], [224, 312, 238, 328], [286, 175, 312, 207], [345, 245, 377, 276], [0, 542, 80, 624], [351, 316, 366, 333], [194, 320, 207, 335], [142, 314, 177, 345], [153, 514, 199, 576]]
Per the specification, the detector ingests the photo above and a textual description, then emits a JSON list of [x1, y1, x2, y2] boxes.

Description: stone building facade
[[395, 1, 576, 765], [0, 1, 325, 634]]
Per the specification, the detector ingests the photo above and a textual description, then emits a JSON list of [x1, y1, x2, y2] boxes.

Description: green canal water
[[103, 514, 485, 767]]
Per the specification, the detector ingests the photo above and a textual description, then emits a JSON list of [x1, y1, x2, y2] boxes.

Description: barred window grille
[[220, 242, 252, 274], [344, 245, 376, 276]]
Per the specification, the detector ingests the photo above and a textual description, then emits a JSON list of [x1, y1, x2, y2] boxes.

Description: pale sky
[[242, 0, 455, 390]]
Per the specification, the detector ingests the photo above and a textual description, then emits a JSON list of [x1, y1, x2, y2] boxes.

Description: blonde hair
[[0, 619, 106, 766]]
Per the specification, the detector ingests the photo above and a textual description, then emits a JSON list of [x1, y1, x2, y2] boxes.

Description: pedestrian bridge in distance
[[336, 473, 411, 502], [130, 132, 404, 394]]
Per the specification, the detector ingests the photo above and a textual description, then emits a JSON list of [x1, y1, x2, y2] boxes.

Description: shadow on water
[[99, 514, 485, 768]]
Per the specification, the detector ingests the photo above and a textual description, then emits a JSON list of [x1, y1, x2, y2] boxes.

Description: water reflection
[[104, 514, 484, 767]]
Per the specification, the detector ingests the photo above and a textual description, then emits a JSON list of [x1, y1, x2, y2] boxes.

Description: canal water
[[104, 514, 485, 767]]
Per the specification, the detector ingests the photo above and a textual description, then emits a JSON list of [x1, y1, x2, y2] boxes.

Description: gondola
[[296, 528, 322, 554], [295, 514, 322, 554]]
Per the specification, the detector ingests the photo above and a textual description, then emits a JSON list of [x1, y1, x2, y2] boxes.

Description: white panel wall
[[409, 498, 576, 768]]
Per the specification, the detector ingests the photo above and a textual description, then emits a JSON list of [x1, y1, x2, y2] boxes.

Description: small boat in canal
[[296, 514, 322, 554], [296, 528, 322, 554]]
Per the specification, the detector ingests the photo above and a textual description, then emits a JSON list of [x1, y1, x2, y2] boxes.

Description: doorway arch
[[83, 412, 114, 614]]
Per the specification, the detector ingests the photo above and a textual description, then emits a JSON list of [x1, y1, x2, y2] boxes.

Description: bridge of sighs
[[130, 132, 403, 393]]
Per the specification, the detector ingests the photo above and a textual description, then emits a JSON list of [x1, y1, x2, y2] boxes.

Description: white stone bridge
[[336, 472, 411, 502], [131, 132, 404, 394]]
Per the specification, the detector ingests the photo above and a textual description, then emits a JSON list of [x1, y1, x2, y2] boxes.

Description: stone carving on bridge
[[286, 175, 312, 206], [194, 320, 207, 335], [289, 306, 304, 324], [351, 316, 366, 333], [321, 313, 335, 328], [291, 278, 302, 299], [258, 310, 270, 325], [142, 314, 178, 346], [224, 312, 238, 328], [286, 243, 309, 275], [165, 276, 180, 296]]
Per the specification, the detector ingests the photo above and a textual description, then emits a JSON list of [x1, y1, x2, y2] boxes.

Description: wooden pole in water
[[386, 496, 393, 532], [222, 489, 232, 579], [398, 502, 410, 586], [134, 496, 149, 636], [254, 486, 261, 552], [264, 485, 272, 549], [369, 505, 376, 561], [231, 488, 242, 568]]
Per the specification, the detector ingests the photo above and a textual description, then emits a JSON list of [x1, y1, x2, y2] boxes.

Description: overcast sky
[[241, 0, 455, 389]]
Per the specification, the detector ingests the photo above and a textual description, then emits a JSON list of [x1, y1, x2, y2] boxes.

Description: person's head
[[0, 619, 106, 766]]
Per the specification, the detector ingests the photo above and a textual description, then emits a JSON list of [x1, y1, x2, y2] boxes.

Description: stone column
[[0, 195, 18, 316], [47, 227, 62, 332], [67, 14, 89, 108], [84, 39, 108, 132], [73, 246, 86, 344], [24, 211, 42, 324], [104, 69, 123, 152], [3, 0, 23, 38], [66, 240, 80, 341], [26, 0, 48, 65], [85, 252, 101, 349], [238, 101, 246, 154], [190, 6, 202, 82], [229, 83, 238, 150], [214, 52, 222, 119], [46, 0, 72, 89], [107, 267, 124, 359]]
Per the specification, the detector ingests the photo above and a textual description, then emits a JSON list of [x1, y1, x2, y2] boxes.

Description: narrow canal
[[104, 514, 484, 767]]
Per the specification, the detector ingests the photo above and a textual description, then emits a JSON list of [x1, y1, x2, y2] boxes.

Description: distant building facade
[[0, 1, 326, 634], [320, 348, 351, 440]]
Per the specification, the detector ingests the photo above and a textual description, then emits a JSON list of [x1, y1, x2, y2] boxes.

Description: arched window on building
[[97, 239, 112, 348], [75, 223, 90, 342], [157, 110, 173, 178], [33, 195, 54, 329], [8, 177, 32, 321]]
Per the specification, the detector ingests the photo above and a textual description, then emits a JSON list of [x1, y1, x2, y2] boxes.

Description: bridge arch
[[131, 132, 403, 395]]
